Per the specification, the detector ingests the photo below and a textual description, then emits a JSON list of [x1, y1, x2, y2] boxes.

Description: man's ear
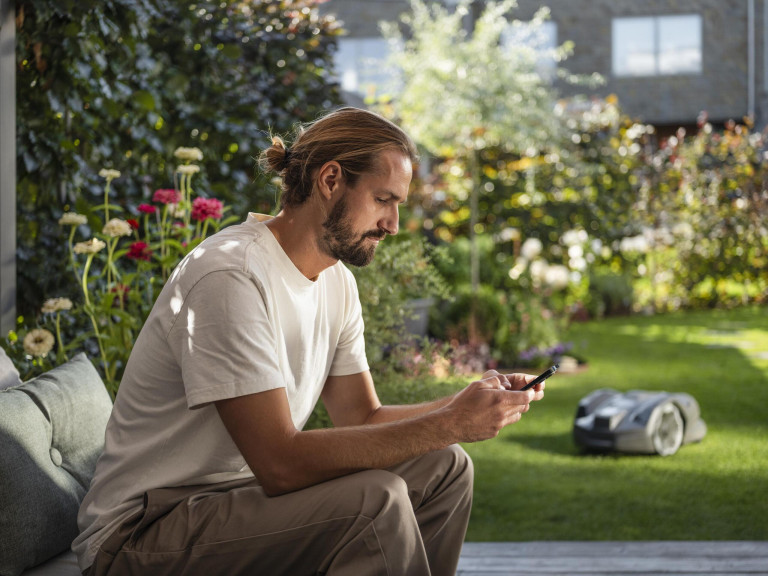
[[316, 161, 343, 200]]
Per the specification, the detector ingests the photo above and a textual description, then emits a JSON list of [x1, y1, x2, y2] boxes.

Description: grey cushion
[[20, 551, 80, 576], [0, 354, 112, 576], [0, 346, 22, 390]]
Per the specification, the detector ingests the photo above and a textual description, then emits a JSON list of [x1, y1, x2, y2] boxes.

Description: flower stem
[[81, 253, 110, 384], [81, 254, 94, 308], [182, 174, 191, 229], [104, 181, 111, 223], [68, 227, 81, 285], [87, 310, 110, 392], [160, 205, 169, 278], [55, 312, 69, 363]]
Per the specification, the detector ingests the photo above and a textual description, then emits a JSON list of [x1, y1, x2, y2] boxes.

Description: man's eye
[[376, 197, 388, 204]]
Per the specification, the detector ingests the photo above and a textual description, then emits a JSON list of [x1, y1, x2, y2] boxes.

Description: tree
[[379, 0, 577, 340]]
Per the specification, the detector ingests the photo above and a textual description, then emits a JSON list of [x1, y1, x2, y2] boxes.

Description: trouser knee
[[443, 444, 474, 486]]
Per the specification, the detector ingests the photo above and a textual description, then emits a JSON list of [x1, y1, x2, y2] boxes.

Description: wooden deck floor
[[456, 541, 768, 575]]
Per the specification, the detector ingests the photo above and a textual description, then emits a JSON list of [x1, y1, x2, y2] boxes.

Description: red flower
[[127, 218, 140, 230], [138, 203, 157, 214], [152, 188, 181, 205], [126, 241, 153, 262], [110, 284, 130, 307], [191, 197, 223, 222]]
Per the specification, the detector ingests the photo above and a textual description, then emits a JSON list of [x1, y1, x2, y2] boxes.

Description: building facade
[[321, 0, 768, 130]]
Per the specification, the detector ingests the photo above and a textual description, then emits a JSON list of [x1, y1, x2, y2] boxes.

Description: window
[[334, 37, 400, 99], [612, 15, 702, 77]]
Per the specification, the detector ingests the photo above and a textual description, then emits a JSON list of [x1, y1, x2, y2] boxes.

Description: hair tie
[[283, 147, 292, 165]]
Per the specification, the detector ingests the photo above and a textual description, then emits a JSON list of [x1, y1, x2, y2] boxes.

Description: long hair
[[258, 107, 418, 209]]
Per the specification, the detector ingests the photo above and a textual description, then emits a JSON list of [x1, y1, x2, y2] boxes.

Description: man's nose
[[380, 205, 399, 236]]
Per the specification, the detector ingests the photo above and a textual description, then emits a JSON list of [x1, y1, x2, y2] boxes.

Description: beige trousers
[[85, 445, 473, 576]]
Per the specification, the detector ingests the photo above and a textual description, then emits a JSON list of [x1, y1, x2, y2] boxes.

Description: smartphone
[[520, 364, 559, 391]]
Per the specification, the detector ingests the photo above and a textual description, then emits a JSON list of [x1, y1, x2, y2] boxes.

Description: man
[[74, 107, 544, 576]]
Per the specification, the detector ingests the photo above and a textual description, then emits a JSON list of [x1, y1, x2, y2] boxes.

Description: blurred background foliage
[[372, 0, 767, 369]]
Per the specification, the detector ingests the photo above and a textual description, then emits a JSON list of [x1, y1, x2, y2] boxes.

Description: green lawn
[[462, 306, 768, 541]]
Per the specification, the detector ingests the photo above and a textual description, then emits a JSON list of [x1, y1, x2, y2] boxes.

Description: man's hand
[[439, 370, 544, 443], [491, 369, 547, 400]]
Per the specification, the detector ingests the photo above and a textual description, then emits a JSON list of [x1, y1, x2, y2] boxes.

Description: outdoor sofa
[[1, 348, 111, 576]]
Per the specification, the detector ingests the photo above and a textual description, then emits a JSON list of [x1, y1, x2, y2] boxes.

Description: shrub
[[15, 0, 342, 317]]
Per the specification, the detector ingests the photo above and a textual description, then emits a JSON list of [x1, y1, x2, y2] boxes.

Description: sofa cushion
[[20, 551, 80, 576], [0, 346, 22, 390], [0, 354, 113, 576]]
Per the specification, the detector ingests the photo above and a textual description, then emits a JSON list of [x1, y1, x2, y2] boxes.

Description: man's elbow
[[259, 468, 297, 497], [251, 451, 304, 496]]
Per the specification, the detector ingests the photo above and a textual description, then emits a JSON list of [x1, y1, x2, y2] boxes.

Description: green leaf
[[133, 90, 156, 111], [221, 44, 242, 59]]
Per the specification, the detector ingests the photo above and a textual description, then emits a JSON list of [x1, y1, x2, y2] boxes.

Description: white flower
[[499, 227, 521, 242], [529, 259, 548, 283], [176, 164, 201, 175], [41, 298, 73, 314], [561, 229, 587, 247], [508, 259, 528, 281], [569, 256, 587, 272], [619, 235, 649, 254], [102, 218, 133, 238], [521, 238, 543, 260], [170, 203, 186, 219], [567, 245, 584, 259], [174, 147, 204, 161], [58, 212, 88, 226], [544, 265, 570, 290], [23, 328, 55, 357], [98, 168, 121, 181], [74, 238, 107, 255]]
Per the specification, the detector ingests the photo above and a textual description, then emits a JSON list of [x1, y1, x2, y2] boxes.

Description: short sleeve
[[167, 270, 285, 408], [328, 268, 369, 377]]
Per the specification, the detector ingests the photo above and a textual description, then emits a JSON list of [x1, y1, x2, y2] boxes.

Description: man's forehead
[[375, 149, 413, 176]]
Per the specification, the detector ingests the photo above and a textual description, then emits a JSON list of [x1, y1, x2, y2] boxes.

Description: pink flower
[[191, 197, 223, 222], [138, 203, 157, 214], [126, 241, 152, 262], [152, 188, 181, 205]]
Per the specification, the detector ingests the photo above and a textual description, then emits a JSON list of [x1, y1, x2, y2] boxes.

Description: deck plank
[[456, 542, 768, 575]]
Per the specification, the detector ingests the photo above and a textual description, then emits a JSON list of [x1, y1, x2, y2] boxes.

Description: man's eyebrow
[[378, 189, 408, 204]]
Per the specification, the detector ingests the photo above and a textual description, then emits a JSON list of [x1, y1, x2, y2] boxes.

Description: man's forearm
[[267, 408, 456, 495], [363, 394, 456, 424], [219, 376, 536, 497]]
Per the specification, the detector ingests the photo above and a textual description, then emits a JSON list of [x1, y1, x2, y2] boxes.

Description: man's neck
[[265, 209, 337, 281]]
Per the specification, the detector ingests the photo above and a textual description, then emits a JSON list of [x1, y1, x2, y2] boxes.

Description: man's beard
[[321, 195, 384, 267]]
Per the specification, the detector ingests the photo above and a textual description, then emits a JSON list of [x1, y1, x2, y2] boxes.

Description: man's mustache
[[361, 230, 386, 241]]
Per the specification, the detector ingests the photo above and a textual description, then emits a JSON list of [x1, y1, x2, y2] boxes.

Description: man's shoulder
[[187, 220, 266, 271], [161, 221, 268, 295]]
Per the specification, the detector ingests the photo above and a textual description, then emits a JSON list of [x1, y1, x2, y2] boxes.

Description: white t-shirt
[[73, 214, 369, 571]]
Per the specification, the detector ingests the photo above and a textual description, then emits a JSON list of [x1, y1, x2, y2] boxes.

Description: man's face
[[320, 150, 412, 267]]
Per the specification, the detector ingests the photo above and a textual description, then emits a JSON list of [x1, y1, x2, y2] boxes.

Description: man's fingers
[[475, 374, 507, 390]]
